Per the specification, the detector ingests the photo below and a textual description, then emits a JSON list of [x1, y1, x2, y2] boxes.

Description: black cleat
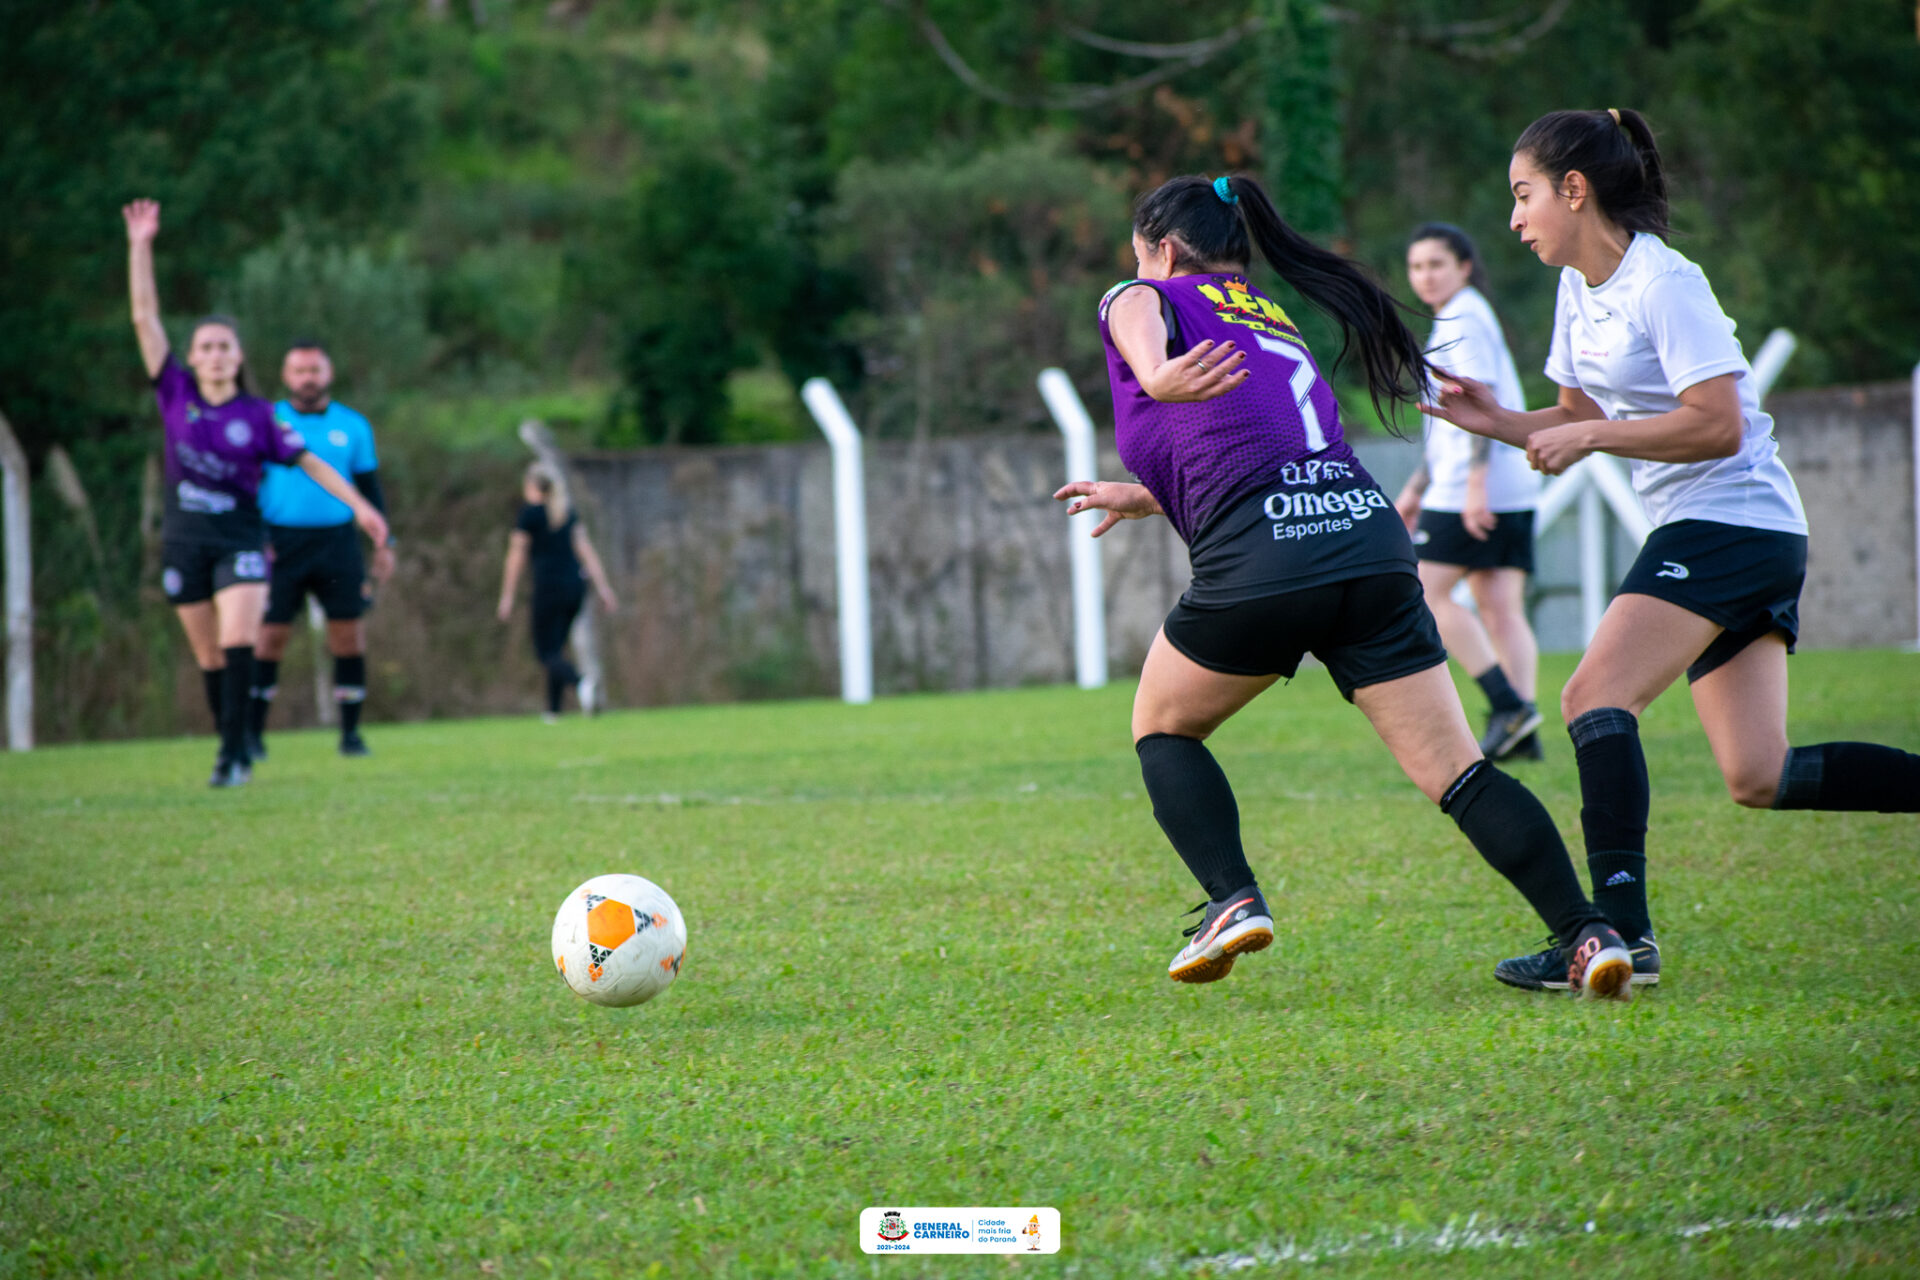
[[1167, 885, 1275, 984], [1567, 921, 1632, 1000], [338, 732, 371, 758], [1480, 702, 1544, 759], [208, 759, 252, 788], [1494, 937, 1571, 991], [1497, 929, 1654, 995], [1505, 731, 1544, 761], [1628, 934, 1661, 987]]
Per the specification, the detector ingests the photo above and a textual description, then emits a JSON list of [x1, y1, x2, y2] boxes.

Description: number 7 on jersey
[[1254, 334, 1330, 453]]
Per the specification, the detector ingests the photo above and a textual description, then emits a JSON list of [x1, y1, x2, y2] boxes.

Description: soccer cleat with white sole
[[1168, 886, 1274, 983], [1496, 930, 1660, 992], [1566, 921, 1632, 1001]]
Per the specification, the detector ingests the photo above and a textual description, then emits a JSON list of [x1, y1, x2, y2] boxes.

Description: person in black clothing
[[497, 463, 617, 719]]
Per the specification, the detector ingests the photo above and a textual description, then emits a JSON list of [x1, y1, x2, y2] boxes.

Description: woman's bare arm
[[123, 200, 168, 378]]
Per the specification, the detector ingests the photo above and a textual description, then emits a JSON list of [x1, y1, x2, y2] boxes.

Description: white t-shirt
[[1419, 286, 1537, 512], [1545, 232, 1805, 534]]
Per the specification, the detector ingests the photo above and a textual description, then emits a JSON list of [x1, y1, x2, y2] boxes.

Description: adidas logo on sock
[[1605, 870, 1638, 886]]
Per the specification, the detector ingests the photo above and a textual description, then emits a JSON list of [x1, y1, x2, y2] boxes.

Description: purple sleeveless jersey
[[154, 354, 307, 544], [1099, 273, 1375, 544]]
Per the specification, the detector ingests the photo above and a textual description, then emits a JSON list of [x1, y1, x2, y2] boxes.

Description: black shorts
[[161, 540, 269, 605], [1413, 508, 1535, 573], [264, 523, 367, 624], [1616, 518, 1807, 682], [1162, 571, 1448, 701]]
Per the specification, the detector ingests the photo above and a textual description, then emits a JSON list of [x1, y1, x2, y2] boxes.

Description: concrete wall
[[570, 379, 1914, 704]]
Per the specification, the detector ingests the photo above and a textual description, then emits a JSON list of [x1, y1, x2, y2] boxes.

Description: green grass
[[3, 653, 1918, 1278]]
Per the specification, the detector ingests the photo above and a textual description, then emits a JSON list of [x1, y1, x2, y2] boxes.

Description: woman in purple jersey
[[1057, 173, 1632, 999], [123, 199, 388, 786], [1424, 110, 1920, 993]]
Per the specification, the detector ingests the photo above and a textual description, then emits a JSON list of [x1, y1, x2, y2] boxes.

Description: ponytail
[[1513, 108, 1669, 239], [1131, 173, 1430, 430], [525, 462, 571, 531]]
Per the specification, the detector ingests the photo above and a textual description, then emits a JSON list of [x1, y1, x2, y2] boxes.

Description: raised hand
[[122, 199, 160, 244]]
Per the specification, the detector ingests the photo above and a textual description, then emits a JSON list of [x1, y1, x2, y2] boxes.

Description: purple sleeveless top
[[1098, 273, 1374, 544]]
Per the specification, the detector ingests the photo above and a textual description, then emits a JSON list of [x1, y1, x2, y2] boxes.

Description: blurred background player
[[250, 341, 396, 759], [496, 463, 617, 722], [1427, 107, 1920, 991], [1394, 222, 1543, 760], [123, 199, 387, 786], [1059, 173, 1631, 999]]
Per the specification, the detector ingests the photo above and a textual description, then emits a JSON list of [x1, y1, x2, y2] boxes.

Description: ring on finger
[[1195, 359, 1209, 371]]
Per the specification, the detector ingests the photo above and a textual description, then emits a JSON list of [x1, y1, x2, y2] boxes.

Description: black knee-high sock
[[1474, 664, 1525, 713], [1135, 733, 1256, 902], [219, 647, 254, 764], [334, 655, 367, 738], [202, 668, 224, 728], [1775, 743, 1920, 812], [1441, 760, 1603, 943], [1569, 707, 1652, 939], [249, 659, 279, 739]]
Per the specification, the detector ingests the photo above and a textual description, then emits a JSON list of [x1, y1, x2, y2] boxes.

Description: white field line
[[1168, 1202, 1915, 1272]]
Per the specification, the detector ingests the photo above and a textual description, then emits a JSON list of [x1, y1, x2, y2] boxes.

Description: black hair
[[1406, 222, 1490, 295], [285, 337, 329, 356], [189, 313, 254, 396], [1512, 108, 1669, 240], [1133, 173, 1429, 428]]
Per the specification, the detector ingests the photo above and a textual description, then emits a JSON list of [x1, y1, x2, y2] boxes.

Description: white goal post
[[0, 408, 29, 751]]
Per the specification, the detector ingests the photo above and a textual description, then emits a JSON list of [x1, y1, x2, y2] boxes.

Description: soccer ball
[[551, 874, 688, 1008]]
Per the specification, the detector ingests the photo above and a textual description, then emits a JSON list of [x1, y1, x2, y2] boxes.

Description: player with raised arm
[[1059, 173, 1631, 999], [1425, 109, 1920, 991], [1394, 223, 1543, 760], [250, 341, 396, 760], [123, 199, 388, 786]]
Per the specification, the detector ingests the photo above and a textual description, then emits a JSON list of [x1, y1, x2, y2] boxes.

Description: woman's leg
[[1131, 628, 1275, 902], [1352, 663, 1616, 962], [210, 583, 267, 765], [1558, 593, 1723, 941], [1419, 560, 1500, 679], [1467, 567, 1538, 703], [1692, 634, 1920, 812], [531, 587, 584, 715], [174, 599, 223, 709]]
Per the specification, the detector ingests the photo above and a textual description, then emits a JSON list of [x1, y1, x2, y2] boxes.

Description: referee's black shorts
[[265, 523, 367, 624], [1616, 518, 1806, 682], [1162, 571, 1448, 702], [1413, 508, 1535, 573]]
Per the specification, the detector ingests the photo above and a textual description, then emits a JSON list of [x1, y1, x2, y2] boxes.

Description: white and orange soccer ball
[[551, 874, 688, 1008]]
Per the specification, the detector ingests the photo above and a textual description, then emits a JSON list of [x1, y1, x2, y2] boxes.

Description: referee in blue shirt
[[250, 341, 395, 758]]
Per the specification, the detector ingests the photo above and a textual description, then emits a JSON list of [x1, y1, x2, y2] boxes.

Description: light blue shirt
[[262, 401, 378, 527]]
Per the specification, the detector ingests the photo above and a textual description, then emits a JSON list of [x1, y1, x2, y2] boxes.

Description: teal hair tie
[[1213, 175, 1238, 205]]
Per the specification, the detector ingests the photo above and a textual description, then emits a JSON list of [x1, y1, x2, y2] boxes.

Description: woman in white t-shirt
[[1395, 223, 1544, 761], [1427, 107, 1919, 993]]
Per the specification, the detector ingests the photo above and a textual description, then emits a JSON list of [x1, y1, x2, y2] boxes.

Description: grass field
[[3, 653, 1917, 1278]]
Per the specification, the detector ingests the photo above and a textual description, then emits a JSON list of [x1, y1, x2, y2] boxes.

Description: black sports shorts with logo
[[1615, 518, 1807, 682], [1163, 572, 1448, 701], [161, 539, 269, 605], [1414, 508, 1536, 573], [1162, 479, 1445, 701], [264, 522, 367, 624]]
